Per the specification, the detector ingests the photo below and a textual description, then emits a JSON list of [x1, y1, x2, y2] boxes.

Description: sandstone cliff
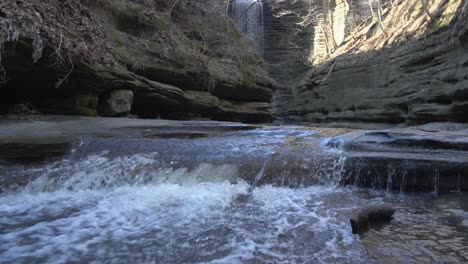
[[266, 0, 468, 125], [0, 0, 274, 123]]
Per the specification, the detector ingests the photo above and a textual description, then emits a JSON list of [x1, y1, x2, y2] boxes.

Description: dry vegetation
[[297, 0, 467, 65], [0, 0, 116, 65], [0, 0, 117, 89], [0, 0, 266, 91]]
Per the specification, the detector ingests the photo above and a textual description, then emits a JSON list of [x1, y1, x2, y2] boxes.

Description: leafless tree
[[299, 0, 335, 55]]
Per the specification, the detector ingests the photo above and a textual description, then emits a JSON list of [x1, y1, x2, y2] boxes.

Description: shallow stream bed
[[0, 118, 467, 263]]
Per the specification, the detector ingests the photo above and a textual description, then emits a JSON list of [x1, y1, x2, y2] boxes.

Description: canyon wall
[[266, 0, 468, 125], [0, 0, 274, 123]]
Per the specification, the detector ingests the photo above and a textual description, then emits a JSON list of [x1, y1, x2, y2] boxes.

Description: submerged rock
[[0, 141, 71, 160], [350, 205, 395, 234]]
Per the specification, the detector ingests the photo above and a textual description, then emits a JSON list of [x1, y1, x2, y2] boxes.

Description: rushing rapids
[[0, 118, 467, 263]]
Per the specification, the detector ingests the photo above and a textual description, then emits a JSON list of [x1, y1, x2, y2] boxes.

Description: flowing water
[[230, 0, 264, 53], [0, 126, 467, 263]]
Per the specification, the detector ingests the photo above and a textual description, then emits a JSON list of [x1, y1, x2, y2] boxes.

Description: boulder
[[98, 90, 134, 117], [350, 205, 395, 234]]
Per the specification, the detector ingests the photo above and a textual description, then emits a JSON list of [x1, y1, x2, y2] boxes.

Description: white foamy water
[[22, 152, 241, 193], [0, 180, 371, 263], [1, 126, 467, 263]]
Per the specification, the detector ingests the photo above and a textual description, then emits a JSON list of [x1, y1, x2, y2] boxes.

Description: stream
[[0, 125, 467, 263]]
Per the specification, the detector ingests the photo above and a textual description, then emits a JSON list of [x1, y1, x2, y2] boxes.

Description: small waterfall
[[230, 0, 264, 53]]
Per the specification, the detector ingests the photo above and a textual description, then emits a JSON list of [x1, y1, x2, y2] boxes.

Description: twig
[[420, 0, 436, 21], [327, 3, 338, 49], [236, 0, 261, 20], [238, 1, 262, 30], [460, 1, 468, 17], [54, 30, 64, 64], [168, 0, 181, 19], [368, 0, 376, 17], [453, 1, 468, 35], [55, 51, 74, 88], [376, 2, 388, 36], [320, 60, 338, 84]]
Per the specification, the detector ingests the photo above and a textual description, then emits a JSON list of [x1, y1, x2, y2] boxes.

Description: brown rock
[[98, 90, 134, 117], [350, 205, 395, 234], [0, 0, 273, 123]]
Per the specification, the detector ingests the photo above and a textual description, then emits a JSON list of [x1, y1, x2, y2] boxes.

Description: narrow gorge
[[261, 0, 468, 125], [1, 0, 468, 263]]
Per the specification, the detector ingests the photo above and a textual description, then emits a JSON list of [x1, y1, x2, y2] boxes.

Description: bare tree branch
[[168, 0, 181, 19], [420, 0, 436, 21], [320, 59, 337, 84]]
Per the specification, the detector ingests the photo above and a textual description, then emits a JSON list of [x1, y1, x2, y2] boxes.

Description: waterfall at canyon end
[[230, 0, 264, 54]]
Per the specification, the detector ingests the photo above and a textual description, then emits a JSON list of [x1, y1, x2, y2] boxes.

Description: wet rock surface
[[350, 205, 395, 234], [0, 142, 71, 161], [1, 116, 468, 193], [330, 123, 468, 192]]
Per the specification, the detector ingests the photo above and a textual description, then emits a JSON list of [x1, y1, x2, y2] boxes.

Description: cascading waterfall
[[230, 0, 264, 54]]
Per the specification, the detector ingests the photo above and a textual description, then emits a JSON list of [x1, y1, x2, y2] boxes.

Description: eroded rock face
[[264, 0, 468, 125], [0, 0, 274, 123], [328, 123, 468, 192], [98, 90, 133, 117]]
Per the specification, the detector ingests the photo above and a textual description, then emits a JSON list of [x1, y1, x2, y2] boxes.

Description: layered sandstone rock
[[0, 0, 274, 123], [265, 0, 468, 125]]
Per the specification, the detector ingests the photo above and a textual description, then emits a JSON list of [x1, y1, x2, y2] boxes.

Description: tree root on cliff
[[48, 30, 74, 89], [54, 51, 74, 89]]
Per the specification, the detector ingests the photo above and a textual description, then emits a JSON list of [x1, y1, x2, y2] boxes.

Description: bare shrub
[[161, 0, 261, 92], [8, 102, 41, 116]]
